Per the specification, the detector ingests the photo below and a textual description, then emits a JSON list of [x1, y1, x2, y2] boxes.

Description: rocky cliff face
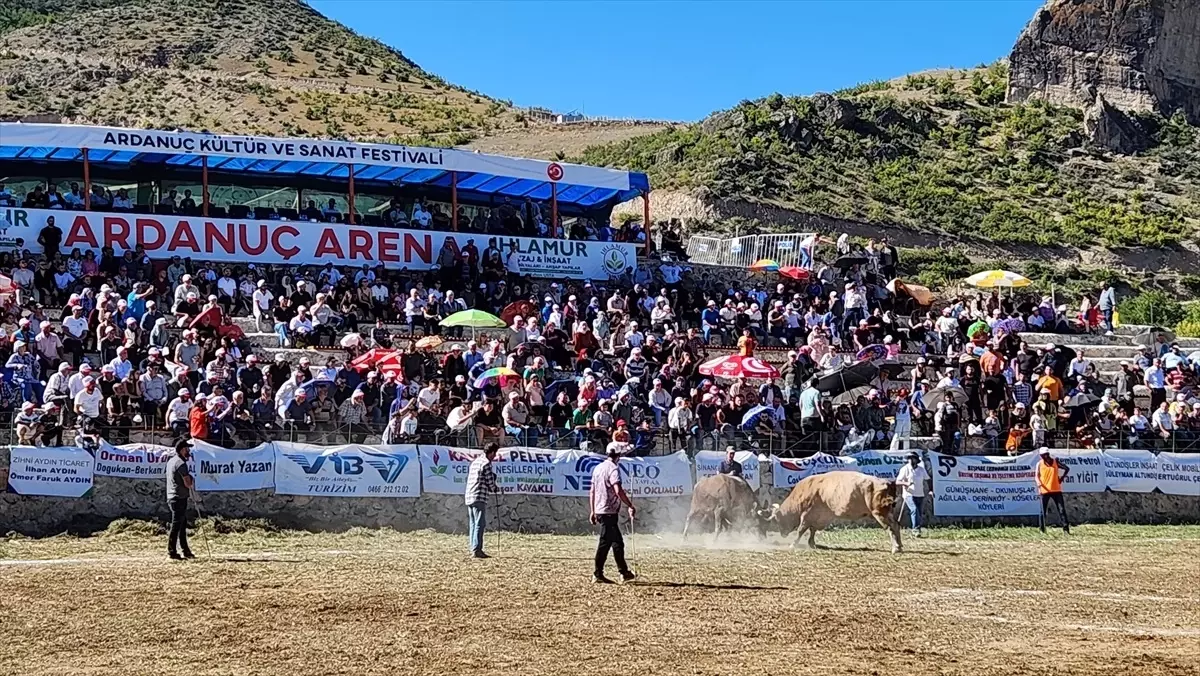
[[1007, 0, 1200, 124]]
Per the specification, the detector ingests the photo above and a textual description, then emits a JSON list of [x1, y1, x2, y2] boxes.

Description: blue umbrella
[[740, 404, 774, 431], [545, 378, 579, 403]]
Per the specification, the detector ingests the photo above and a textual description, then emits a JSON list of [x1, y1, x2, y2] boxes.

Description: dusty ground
[[2, 523, 1199, 676]]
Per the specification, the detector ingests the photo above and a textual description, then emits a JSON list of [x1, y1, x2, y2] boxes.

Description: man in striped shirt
[[464, 443, 501, 559]]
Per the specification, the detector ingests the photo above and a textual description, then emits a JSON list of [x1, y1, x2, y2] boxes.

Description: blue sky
[[311, 0, 1042, 122]]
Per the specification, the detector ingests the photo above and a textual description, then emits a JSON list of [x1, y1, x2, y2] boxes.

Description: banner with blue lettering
[[554, 450, 693, 498], [771, 453, 857, 488], [191, 441, 275, 492], [930, 451, 1041, 517], [273, 442, 419, 497], [6, 446, 95, 497]]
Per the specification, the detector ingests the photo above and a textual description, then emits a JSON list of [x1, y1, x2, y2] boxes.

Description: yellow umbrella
[[965, 270, 1031, 288]]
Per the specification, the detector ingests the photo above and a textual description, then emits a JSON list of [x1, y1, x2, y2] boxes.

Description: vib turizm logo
[[285, 451, 409, 483]]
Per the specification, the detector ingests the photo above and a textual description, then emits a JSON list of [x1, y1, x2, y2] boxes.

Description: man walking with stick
[[464, 443, 501, 559], [1036, 447, 1071, 534], [589, 447, 637, 584], [165, 440, 195, 560]]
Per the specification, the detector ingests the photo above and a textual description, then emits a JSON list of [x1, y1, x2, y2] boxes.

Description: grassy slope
[[579, 65, 1200, 250], [0, 0, 514, 145]]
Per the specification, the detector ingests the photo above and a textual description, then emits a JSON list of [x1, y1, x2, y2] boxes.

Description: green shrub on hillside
[[1117, 291, 1186, 328]]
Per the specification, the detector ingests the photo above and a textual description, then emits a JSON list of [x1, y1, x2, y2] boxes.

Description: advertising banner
[[930, 451, 1041, 517], [418, 446, 557, 495], [1101, 449, 1159, 493], [3, 208, 637, 280], [771, 453, 856, 489], [1154, 453, 1200, 497], [6, 446, 95, 497], [845, 449, 911, 480], [554, 450, 693, 497], [1046, 449, 1107, 493], [0, 123, 635, 190], [694, 450, 761, 490], [191, 441, 275, 492], [273, 443, 419, 497], [94, 442, 176, 479]]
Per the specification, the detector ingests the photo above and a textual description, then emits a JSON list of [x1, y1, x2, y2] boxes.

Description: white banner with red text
[[94, 441, 178, 480], [3, 208, 637, 279], [0, 123, 636, 190]]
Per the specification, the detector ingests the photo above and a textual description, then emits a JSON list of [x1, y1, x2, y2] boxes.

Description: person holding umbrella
[[1035, 448, 1070, 534]]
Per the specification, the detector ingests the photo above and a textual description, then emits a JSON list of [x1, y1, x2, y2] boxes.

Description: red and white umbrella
[[697, 354, 780, 379]]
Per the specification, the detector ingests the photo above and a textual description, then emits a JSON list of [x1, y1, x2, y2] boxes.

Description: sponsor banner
[[191, 441, 275, 492], [1101, 449, 1159, 493], [1047, 449, 1106, 493], [273, 442, 419, 497], [931, 451, 1041, 517], [554, 450, 693, 497], [771, 453, 856, 488], [694, 451, 761, 490], [846, 449, 911, 480], [419, 445, 557, 495], [94, 441, 176, 479], [3, 208, 635, 280], [1153, 453, 1200, 497], [6, 446, 95, 497], [0, 123, 634, 190]]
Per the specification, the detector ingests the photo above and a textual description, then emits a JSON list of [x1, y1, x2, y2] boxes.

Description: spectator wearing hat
[[8, 341, 42, 404], [667, 397, 695, 453], [894, 452, 930, 536], [502, 391, 535, 445]]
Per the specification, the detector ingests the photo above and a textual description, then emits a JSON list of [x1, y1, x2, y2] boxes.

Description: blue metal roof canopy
[[0, 143, 650, 213]]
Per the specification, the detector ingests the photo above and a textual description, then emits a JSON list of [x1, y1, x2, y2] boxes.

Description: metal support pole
[[451, 170, 458, 231], [201, 155, 210, 217], [643, 190, 651, 252], [347, 164, 356, 225], [82, 148, 91, 210], [551, 184, 558, 237]]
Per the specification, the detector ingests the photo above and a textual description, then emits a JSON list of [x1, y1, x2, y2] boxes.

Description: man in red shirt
[[589, 447, 637, 584]]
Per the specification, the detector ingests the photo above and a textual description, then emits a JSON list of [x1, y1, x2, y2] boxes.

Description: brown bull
[[682, 473, 765, 539], [768, 471, 902, 553]]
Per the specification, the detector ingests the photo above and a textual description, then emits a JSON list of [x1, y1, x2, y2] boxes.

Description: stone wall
[[1, 447, 1196, 537]]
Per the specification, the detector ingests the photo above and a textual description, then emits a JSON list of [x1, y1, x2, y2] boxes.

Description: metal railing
[[685, 233, 817, 269]]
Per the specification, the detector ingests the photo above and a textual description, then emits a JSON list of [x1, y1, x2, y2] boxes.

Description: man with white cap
[[61, 304, 88, 364], [289, 305, 314, 347], [73, 375, 103, 424], [173, 273, 199, 307], [251, 279, 274, 332], [165, 388, 194, 438], [35, 320, 62, 375], [109, 345, 133, 380], [283, 388, 312, 442], [140, 362, 169, 423]]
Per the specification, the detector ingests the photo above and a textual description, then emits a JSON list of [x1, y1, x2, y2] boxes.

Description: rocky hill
[[0, 0, 518, 145], [1008, 0, 1200, 125]]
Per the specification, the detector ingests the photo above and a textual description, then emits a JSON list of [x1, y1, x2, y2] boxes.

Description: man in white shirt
[[412, 200, 432, 228], [505, 244, 522, 281], [252, 280, 273, 333], [73, 377, 103, 422], [112, 189, 133, 209], [289, 306, 314, 346], [894, 452, 930, 536], [1151, 402, 1175, 439], [658, 260, 682, 288], [417, 380, 442, 412], [166, 389, 194, 436]]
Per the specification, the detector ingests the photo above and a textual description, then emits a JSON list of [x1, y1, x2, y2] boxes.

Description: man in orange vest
[[1035, 448, 1070, 534]]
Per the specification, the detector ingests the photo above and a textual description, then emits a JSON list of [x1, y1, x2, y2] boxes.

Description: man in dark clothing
[[718, 446, 743, 478], [165, 440, 195, 560], [38, 215, 63, 259]]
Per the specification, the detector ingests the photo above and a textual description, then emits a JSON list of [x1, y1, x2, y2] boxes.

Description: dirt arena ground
[[2, 522, 1199, 676]]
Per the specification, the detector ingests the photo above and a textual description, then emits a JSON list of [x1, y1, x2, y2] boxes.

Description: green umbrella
[[440, 309, 506, 328]]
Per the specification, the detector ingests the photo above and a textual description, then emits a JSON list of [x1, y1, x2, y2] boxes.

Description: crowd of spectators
[[3, 211, 1198, 455]]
